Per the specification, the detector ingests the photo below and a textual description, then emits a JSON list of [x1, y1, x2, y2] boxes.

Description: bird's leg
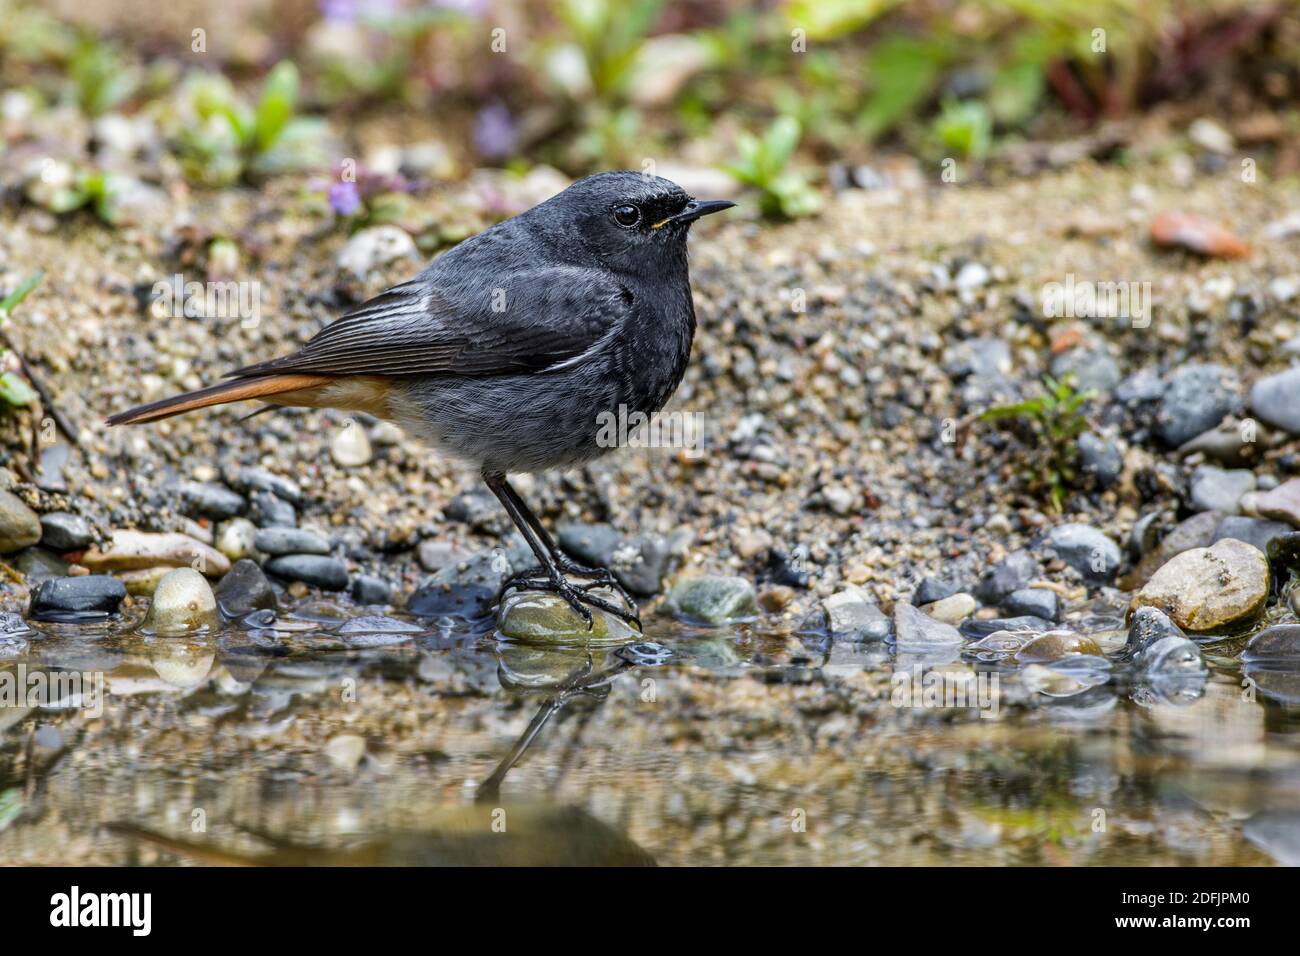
[[482, 470, 641, 630], [494, 476, 636, 606]]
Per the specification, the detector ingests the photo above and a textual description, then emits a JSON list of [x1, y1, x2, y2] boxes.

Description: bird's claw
[[502, 569, 642, 632]]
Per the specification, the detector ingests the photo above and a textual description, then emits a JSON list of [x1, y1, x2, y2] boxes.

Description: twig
[[0, 331, 79, 446]]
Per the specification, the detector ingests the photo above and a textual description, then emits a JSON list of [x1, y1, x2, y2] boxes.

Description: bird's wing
[[228, 266, 631, 380]]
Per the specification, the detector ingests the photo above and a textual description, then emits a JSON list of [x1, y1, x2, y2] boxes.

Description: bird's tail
[[106, 373, 334, 426]]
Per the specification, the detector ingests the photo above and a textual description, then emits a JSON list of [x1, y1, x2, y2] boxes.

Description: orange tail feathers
[[106, 374, 335, 426]]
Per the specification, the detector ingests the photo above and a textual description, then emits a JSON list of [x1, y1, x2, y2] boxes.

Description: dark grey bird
[[107, 171, 735, 628]]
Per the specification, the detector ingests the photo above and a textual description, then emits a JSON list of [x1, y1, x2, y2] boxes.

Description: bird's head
[[537, 171, 735, 276]]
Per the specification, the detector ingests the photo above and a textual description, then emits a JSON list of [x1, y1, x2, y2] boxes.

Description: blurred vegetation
[[0, 0, 1295, 221]]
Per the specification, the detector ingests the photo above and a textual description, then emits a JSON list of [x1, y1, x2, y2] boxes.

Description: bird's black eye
[[612, 204, 640, 227]]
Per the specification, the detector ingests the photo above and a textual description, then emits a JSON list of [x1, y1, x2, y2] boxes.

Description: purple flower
[[319, 0, 359, 21], [329, 181, 362, 217], [473, 102, 517, 161]]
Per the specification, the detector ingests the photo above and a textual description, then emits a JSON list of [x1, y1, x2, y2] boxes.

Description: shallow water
[[1, 597, 1298, 866]]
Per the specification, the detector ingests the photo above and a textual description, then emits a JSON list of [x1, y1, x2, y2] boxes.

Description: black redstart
[[109, 171, 735, 628]]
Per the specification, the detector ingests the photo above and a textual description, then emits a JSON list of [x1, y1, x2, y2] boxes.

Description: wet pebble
[[1044, 523, 1121, 585], [914, 576, 958, 605], [11, 547, 69, 582], [142, 568, 218, 634], [350, 575, 392, 606], [1252, 478, 1300, 527], [254, 526, 331, 556], [0, 489, 41, 554], [80, 530, 230, 577], [214, 559, 276, 618], [37, 511, 91, 552], [264, 554, 349, 591], [822, 585, 891, 642], [892, 602, 963, 649], [29, 575, 126, 622], [1130, 538, 1269, 632], [1014, 631, 1102, 663], [1242, 624, 1300, 662], [496, 589, 639, 644], [407, 548, 516, 620], [418, 539, 472, 572], [665, 575, 758, 625], [1001, 587, 1060, 622], [225, 466, 303, 505]]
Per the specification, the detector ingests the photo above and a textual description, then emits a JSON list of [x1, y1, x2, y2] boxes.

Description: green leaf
[[253, 61, 300, 154], [0, 272, 44, 319], [0, 371, 37, 407], [860, 35, 948, 140]]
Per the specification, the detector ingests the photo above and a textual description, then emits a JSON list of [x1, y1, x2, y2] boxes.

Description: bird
[[108, 171, 735, 629]]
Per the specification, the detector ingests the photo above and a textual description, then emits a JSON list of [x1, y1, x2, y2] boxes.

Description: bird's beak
[[652, 199, 737, 229]]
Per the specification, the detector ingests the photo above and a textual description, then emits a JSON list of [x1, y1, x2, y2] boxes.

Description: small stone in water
[[215, 559, 276, 618], [1243, 624, 1300, 662], [1001, 587, 1061, 622], [264, 554, 349, 591], [497, 589, 639, 644], [1014, 631, 1102, 663], [822, 585, 891, 641], [142, 568, 218, 634], [350, 575, 392, 606], [920, 592, 976, 624], [664, 575, 758, 625], [892, 602, 963, 649], [29, 575, 127, 622]]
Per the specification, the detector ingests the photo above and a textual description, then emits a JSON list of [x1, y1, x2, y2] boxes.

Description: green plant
[[979, 374, 1095, 512], [170, 61, 329, 186], [67, 38, 138, 116], [0, 273, 43, 408], [554, 0, 664, 102], [932, 97, 994, 161], [722, 116, 820, 220]]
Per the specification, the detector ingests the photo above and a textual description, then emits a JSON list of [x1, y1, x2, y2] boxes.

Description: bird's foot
[[502, 568, 642, 632], [505, 558, 636, 608]]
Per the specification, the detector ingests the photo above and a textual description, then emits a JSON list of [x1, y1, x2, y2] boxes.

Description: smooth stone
[[1212, 516, 1292, 555], [28, 575, 126, 622], [325, 734, 367, 772], [1249, 366, 1300, 436], [417, 540, 471, 572], [214, 559, 276, 618], [1014, 631, 1102, 663], [1128, 510, 1168, 559], [1243, 812, 1300, 866], [1077, 432, 1123, 488], [0, 489, 42, 554], [407, 547, 518, 620], [443, 492, 503, 533], [1242, 624, 1300, 662], [330, 421, 372, 467], [1050, 348, 1120, 394], [37, 511, 92, 552], [1116, 367, 1166, 405], [80, 530, 230, 577], [337, 225, 417, 275], [496, 588, 638, 644], [1001, 587, 1061, 622], [254, 527, 330, 556], [893, 602, 963, 649], [176, 480, 246, 520], [1178, 419, 1270, 467], [11, 546, 69, 582], [248, 491, 297, 528], [609, 533, 671, 596], [1045, 523, 1121, 585], [1126, 606, 1188, 651], [148, 637, 215, 689], [920, 592, 976, 624], [665, 575, 758, 625], [975, 550, 1040, 603], [1189, 465, 1255, 514], [914, 576, 958, 605], [142, 568, 218, 634], [557, 523, 620, 567], [350, 575, 392, 606], [1252, 478, 1300, 527], [822, 585, 892, 642], [264, 555, 349, 591], [1130, 538, 1269, 632], [224, 466, 303, 505], [1156, 364, 1239, 447], [215, 517, 259, 561]]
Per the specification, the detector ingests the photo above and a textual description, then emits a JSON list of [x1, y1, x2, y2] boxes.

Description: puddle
[[1, 597, 1298, 865]]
